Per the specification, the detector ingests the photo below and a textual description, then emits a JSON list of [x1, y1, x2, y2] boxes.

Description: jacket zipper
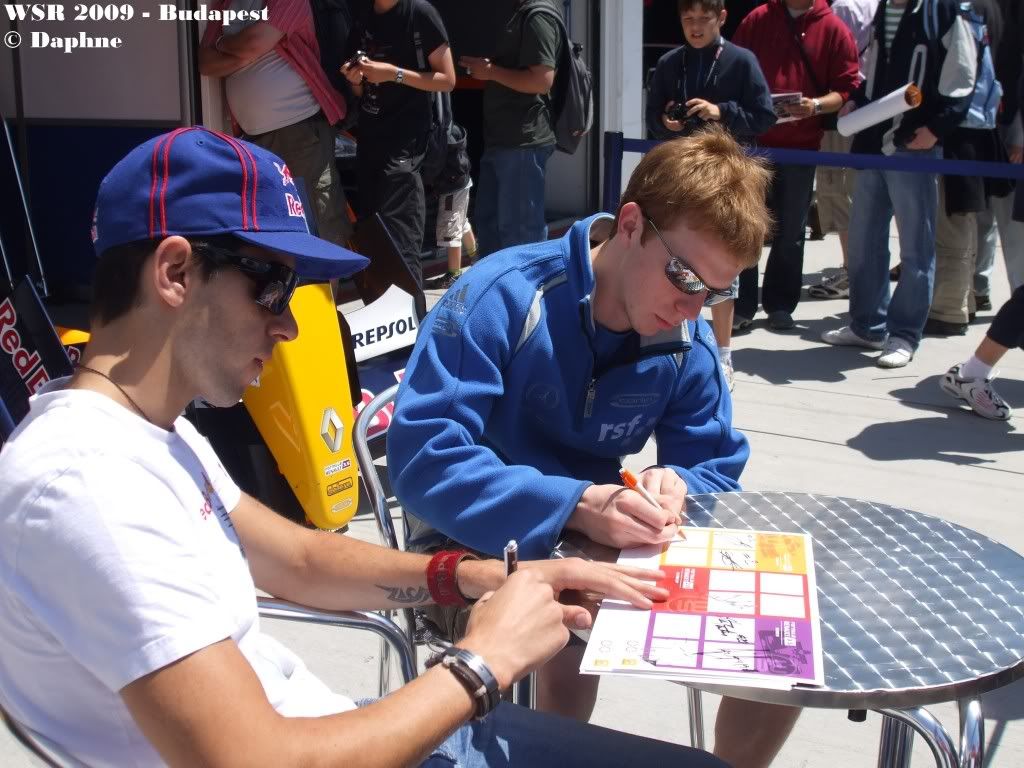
[[575, 305, 692, 427]]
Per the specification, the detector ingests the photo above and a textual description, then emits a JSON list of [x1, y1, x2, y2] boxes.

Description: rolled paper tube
[[837, 83, 923, 137]]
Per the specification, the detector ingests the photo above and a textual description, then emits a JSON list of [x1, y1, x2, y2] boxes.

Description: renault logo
[[320, 408, 343, 453]]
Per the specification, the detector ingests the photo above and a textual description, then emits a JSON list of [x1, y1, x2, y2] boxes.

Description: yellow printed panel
[[660, 529, 712, 567], [755, 533, 807, 574], [243, 283, 359, 530]]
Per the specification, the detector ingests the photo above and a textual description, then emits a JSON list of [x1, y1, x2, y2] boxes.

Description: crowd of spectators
[[196, 0, 1021, 403], [198, 0, 561, 292], [647, 0, 1022, 417]]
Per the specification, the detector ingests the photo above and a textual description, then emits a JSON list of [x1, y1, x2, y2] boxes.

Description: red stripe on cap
[[219, 133, 259, 231], [155, 127, 195, 237], [233, 139, 260, 231], [215, 130, 250, 230], [148, 133, 170, 237]]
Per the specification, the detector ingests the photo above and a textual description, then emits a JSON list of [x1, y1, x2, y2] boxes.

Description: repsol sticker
[[352, 316, 418, 349]]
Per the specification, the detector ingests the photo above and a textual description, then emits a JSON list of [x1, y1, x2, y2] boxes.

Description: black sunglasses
[[646, 218, 734, 307], [193, 242, 300, 316]]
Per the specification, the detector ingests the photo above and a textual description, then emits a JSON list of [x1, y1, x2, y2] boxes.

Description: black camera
[[665, 104, 706, 134], [344, 50, 367, 70], [665, 102, 688, 122]]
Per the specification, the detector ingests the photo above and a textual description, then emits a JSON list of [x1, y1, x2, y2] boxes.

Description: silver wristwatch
[[426, 646, 501, 719], [395, 67, 405, 84], [812, 98, 822, 115]]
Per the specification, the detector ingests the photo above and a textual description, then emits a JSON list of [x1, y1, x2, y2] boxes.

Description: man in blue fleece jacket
[[389, 128, 800, 768]]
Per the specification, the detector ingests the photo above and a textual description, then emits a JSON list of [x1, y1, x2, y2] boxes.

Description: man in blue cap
[[0, 128, 728, 768]]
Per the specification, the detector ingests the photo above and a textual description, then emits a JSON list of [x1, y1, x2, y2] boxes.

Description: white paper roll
[[836, 84, 923, 137]]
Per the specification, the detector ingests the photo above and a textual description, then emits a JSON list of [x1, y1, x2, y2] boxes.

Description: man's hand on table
[[565, 467, 687, 549], [457, 559, 666, 689]]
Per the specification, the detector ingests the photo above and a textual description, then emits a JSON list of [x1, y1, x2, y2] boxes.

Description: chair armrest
[[256, 596, 417, 685], [1, 705, 74, 767]]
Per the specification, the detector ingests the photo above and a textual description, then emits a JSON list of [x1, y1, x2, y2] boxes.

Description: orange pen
[[618, 468, 686, 539]]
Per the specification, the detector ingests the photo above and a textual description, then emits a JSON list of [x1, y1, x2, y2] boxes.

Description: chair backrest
[[353, 384, 402, 552], [352, 384, 419, 696]]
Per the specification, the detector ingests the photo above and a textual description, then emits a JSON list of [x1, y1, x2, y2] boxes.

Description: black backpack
[[309, 0, 357, 127], [413, 25, 462, 189], [518, 1, 594, 154]]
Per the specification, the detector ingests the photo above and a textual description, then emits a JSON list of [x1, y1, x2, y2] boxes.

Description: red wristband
[[426, 550, 476, 607]]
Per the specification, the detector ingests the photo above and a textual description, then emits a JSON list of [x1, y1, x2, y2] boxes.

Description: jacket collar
[[564, 214, 692, 358]]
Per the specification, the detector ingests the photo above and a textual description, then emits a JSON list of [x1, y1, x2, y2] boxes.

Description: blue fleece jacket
[[387, 215, 749, 559]]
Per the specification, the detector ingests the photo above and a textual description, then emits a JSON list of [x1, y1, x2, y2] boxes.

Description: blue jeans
[[418, 702, 727, 767], [474, 145, 555, 257], [847, 149, 940, 347]]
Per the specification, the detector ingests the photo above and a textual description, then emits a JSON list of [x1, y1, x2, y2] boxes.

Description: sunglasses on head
[[192, 242, 300, 316], [646, 218, 734, 307]]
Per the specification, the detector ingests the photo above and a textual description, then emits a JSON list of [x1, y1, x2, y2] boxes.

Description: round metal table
[[558, 492, 1024, 767]]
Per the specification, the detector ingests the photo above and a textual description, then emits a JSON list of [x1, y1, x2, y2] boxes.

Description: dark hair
[[678, 0, 726, 15], [90, 235, 239, 326]]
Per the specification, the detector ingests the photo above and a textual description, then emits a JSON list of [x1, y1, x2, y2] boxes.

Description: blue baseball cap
[[91, 127, 368, 280]]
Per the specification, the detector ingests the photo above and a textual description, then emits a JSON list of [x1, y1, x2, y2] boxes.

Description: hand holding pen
[[620, 468, 686, 540], [566, 467, 686, 550]]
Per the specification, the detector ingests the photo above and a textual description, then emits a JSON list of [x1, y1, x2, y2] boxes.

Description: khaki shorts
[[815, 130, 855, 234], [436, 181, 472, 248]]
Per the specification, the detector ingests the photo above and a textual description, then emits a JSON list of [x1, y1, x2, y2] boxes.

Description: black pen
[[503, 539, 518, 577]]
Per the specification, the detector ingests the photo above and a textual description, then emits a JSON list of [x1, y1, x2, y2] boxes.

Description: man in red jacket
[[733, 0, 859, 330]]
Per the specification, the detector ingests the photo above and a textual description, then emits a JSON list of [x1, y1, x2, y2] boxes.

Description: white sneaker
[[877, 337, 914, 368], [721, 361, 735, 393], [940, 365, 1011, 420], [820, 325, 884, 350]]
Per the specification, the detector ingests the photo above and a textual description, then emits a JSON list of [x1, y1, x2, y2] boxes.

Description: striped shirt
[[202, 0, 346, 127], [884, 0, 908, 51]]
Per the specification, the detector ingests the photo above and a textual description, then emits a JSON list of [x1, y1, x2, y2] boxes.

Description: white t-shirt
[[0, 380, 355, 767], [224, 0, 320, 136]]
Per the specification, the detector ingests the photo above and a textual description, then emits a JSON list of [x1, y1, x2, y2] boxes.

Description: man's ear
[[719, 9, 728, 27], [151, 236, 194, 309], [616, 201, 645, 246]]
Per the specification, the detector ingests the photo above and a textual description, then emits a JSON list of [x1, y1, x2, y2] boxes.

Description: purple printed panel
[[753, 618, 816, 680]]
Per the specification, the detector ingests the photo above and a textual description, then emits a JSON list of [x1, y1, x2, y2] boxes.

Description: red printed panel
[[653, 565, 710, 614]]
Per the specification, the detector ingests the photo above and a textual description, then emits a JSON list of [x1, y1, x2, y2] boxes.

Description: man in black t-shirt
[[458, 0, 562, 257], [344, 0, 456, 286]]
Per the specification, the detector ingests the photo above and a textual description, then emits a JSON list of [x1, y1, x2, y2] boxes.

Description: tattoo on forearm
[[375, 584, 431, 604]]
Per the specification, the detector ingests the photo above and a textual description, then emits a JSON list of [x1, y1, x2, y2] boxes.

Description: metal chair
[[1, 597, 415, 767], [353, 384, 536, 707]]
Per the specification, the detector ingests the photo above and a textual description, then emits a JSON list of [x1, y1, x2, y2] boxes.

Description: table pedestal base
[[682, 690, 982, 767], [873, 699, 984, 767]]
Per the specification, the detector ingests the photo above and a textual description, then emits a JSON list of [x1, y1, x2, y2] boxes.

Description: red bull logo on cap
[[274, 161, 295, 188], [285, 192, 305, 220]]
